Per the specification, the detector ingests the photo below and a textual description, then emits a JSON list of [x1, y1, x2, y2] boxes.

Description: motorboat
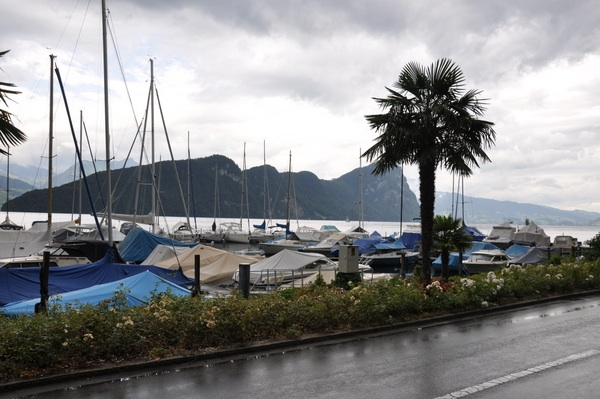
[[513, 219, 550, 247], [0, 254, 91, 268], [359, 250, 419, 274], [232, 249, 338, 288], [552, 235, 580, 255], [298, 232, 356, 259], [482, 221, 516, 249], [462, 249, 510, 275], [258, 226, 324, 256]]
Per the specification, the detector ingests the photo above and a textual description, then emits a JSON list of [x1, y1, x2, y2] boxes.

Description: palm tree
[[433, 214, 473, 281], [363, 58, 495, 284], [0, 50, 27, 155]]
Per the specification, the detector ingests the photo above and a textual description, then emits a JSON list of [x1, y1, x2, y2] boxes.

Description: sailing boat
[[169, 132, 199, 242], [453, 174, 485, 242], [258, 151, 322, 256], [0, 56, 80, 259], [248, 141, 284, 243], [344, 149, 369, 239], [199, 164, 225, 243], [0, 147, 23, 231], [224, 143, 252, 244]]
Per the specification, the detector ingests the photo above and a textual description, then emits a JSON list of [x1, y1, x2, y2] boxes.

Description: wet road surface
[[8, 296, 600, 398]]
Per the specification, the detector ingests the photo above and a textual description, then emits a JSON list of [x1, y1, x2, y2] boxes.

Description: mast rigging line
[[54, 66, 104, 240]]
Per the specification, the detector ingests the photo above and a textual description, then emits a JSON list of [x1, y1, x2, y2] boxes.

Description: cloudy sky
[[1, 0, 600, 214]]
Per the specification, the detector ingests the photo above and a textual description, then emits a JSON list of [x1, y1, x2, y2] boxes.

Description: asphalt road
[[7, 295, 600, 399]]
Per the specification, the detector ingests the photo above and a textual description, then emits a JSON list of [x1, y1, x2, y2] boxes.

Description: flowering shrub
[[1, 258, 600, 379]]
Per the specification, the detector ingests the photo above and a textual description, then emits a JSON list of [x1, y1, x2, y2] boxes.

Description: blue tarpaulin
[[118, 227, 197, 263], [374, 238, 407, 250], [463, 225, 486, 242], [0, 249, 193, 306], [1, 271, 191, 315], [330, 237, 392, 256]]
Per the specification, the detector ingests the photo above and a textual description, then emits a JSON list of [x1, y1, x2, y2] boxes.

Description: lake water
[[5, 212, 600, 244]]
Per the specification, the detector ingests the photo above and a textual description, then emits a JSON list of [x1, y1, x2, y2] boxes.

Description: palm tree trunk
[[419, 162, 436, 284], [441, 248, 450, 281]]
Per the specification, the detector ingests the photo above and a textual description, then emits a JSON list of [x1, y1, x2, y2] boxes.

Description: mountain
[[0, 176, 35, 206], [4, 154, 600, 226], [2, 159, 136, 189], [1, 155, 420, 223], [435, 192, 600, 227]]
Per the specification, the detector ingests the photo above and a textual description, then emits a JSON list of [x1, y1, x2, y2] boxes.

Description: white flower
[[460, 278, 475, 288], [481, 301, 489, 308]]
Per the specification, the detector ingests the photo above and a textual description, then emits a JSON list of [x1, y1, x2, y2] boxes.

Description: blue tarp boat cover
[[463, 225, 486, 242], [118, 227, 197, 263], [330, 237, 391, 256], [1, 270, 191, 315], [374, 238, 407, 250], [400, 231, 422, 251], [0, 249, 193, 306]]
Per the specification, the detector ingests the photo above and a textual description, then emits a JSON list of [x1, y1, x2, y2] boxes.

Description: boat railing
[[249, 266, 331, 291]]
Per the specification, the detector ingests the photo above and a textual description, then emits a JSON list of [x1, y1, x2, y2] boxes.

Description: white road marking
[[433, 349, 600, 399]]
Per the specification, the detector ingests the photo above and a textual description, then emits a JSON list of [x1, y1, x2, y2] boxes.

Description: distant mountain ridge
[[2, 155, 420, 223], [3, 155, 600, 226], [435, 192, 600, 227]]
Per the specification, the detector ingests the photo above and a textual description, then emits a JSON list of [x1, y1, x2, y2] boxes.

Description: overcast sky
[[2, 0, 600, 215]]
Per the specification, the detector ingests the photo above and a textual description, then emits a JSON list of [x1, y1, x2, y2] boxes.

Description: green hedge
[[2, 259, 600, 380]]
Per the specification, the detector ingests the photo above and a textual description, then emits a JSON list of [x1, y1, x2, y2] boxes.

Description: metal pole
[[36, 251, 50, 314], [192, 254, 201, 297], [238, 263, 251, 298], [47, 55, 55, 229], [101, 0, 113, 245]]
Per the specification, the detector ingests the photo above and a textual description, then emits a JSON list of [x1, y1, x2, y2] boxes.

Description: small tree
[[584, 233, 600, 261], [433, 214, 473, 281]]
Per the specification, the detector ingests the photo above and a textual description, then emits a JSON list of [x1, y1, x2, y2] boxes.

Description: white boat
[[359, 250, 419, 274], [462, 249, 510, 275], [169, 221, 198, 243], [200, 165, 226, 243], [223, 222, 251, 244], [0, 255, 90, 268], [258, 225, 323, 256], [298, 232, 356, 258]]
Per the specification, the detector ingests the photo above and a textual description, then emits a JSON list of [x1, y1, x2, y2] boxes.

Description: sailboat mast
[[241, 142, 250, 233], [399, 164, 404, 236], [150, 58, 156, 233], [5, 147, 9, 220], [359, 149, 364, 230], [47, 54, 55, 229], [286, 151, 291, 232], [78, 110, 83, 222], [102, 0, 113, 245]]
